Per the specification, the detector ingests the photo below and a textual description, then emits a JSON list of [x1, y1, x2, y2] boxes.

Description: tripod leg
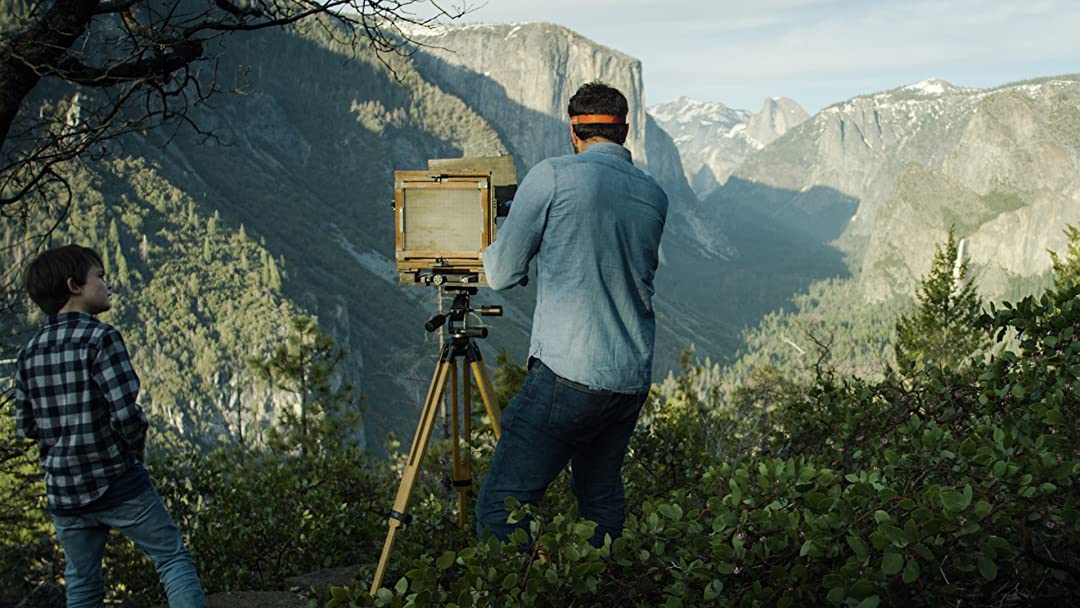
[[370, 356, 453, 595], [469, 354, 503, 440], [450, 362, 468, 527], [456, 369, 472, 527]]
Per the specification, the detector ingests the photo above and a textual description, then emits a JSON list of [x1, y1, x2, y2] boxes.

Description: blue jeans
[[476, 359, 646, 547], [52, 486, 205, 608]]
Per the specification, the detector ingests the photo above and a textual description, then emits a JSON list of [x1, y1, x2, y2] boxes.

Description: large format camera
[[393, 156, 516, 288]]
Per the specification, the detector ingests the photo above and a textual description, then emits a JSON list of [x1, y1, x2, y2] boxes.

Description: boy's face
[[62, 265, 112, 315]]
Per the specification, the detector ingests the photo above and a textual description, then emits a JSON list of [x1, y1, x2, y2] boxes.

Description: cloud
[[464, 1, 1080, 111]]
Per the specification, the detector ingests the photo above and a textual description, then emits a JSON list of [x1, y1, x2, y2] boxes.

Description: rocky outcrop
[[649, 96, 808, 198]]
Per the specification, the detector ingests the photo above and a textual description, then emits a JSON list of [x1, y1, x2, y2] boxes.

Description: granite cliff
[[650, 96, 808, 198], [709, 77, 1080, 301]]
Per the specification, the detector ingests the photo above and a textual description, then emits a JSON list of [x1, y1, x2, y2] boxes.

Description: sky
[[452, 0, 1080, 114]]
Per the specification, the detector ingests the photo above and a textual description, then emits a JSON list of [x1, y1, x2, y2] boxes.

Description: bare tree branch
[[0, 0, 472, 315]]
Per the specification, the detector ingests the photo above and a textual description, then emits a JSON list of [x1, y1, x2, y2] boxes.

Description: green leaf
[[978, 555, 998, 580], [856, 596, 881, 608], [849, 579, 876, 598], [847, 535, 869, 558], [376, 588, 393, 602], [987, 536, 1011, 554], [436, 550, 456, 570], [992, 428, 1005, 445], [874, 510, 892, 524], [395, 577, 408, 595], [502, 572, 519, 590], [941, 490, 971, 513], [879, 523, 908, 547], [914, 543, 934, 561], [959, 438, 976, 458], [574, 521, 597, 540], [902, 559, 920, 584], [974, 501, 992, 519], [658, 503, 681, 520], [881, 553, 904, 576]]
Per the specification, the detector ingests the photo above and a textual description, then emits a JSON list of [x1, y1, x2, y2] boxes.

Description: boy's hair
[[23, 244, 104, 315], [567, 81, 630, 145]]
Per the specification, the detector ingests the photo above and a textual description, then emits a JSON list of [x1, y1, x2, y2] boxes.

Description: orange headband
[[570, 114, 626, 125]]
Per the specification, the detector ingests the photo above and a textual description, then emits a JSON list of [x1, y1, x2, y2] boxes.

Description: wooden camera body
[[393, 156, 515, 287]]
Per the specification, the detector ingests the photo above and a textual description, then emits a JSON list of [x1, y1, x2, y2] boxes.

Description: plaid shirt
[[13, 312, 148, 511]]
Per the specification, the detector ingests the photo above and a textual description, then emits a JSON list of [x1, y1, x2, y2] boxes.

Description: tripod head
[[424, 286, 501, 339]]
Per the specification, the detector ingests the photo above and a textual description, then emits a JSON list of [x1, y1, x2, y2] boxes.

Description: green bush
[[333, 284, 1078, 607], [103, 446, 395, 605]]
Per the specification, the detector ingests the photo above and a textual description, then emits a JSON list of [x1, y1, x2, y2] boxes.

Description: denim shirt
[[483, 142, 668, 393]]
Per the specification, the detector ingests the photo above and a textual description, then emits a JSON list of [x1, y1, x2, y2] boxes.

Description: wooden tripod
[[370, 290, 503, 595]]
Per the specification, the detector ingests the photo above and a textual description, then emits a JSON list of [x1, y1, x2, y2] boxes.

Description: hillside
[[5, 16, 1079, 455], [710, 78, 1080, 301], [2, 20, 756, 450]]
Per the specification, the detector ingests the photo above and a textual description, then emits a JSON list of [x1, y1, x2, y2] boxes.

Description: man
[[476, 81, 668, 547]]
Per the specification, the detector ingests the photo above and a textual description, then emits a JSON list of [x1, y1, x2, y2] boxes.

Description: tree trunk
[[0, 0, 99, 150]]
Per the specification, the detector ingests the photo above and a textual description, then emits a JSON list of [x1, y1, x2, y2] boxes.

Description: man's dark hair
[[23, 244, 104, 315], [568, 82, 629, 145]]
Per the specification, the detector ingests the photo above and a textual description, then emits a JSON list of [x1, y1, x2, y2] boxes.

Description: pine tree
[[113, 243, 128, 284], [207, 211, 219, 238], [266, 255, 282, 290], [1049, 223, 1080, 290], [247, 316, 359, 457], [894, 227, 989, 373]]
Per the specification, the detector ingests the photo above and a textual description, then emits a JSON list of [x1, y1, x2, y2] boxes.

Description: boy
[[12, 244, 205, 608]]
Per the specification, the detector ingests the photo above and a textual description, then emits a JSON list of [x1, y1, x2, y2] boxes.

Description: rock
[[284, 566, 359, 595], [204, 591, 308, 608]]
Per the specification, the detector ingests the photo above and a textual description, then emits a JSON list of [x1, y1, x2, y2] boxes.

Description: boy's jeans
[[476, 359, 646, 547], [52, 486, 206, 608]]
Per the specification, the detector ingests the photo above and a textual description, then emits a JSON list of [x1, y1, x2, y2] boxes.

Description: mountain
[[403, 22, 742, 366], [649, 96, 808, 198], [708, 77, 1080, 301], [4, 20, 747, 452], [8, 11, 1077, 456]]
